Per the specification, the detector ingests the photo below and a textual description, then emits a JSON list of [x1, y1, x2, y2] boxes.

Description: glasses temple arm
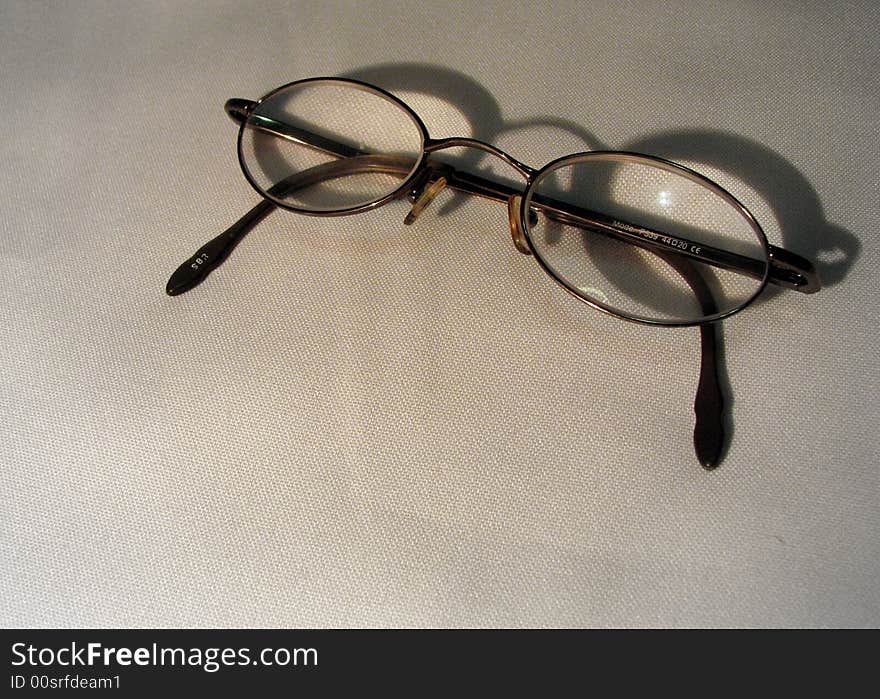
[[166, 154, 414, 295], [166, 197, 275, 296], [654, 252, 727, 468], [226, 99, 368, 159]]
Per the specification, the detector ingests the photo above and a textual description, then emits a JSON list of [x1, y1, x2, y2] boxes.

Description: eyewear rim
[[229, 76, 815, 327], [166, 75, 824, 469]]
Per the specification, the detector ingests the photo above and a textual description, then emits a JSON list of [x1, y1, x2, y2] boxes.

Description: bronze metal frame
[[218, 77, 819, 325], [166, 77, 824, 469]]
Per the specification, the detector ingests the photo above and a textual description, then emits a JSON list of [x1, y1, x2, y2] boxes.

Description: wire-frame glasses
[[166, 77, 820, 468]]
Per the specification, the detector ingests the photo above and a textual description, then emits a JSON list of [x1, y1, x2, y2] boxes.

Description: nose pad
[[507, 195, 533, 256], [404, 176, 447, 225]]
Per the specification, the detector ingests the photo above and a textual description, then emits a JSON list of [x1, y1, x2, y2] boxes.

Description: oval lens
[[524, 153, 769, 324], [239, 80, 425, 212]]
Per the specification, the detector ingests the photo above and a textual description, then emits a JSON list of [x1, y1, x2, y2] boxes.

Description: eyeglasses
[[166, 77, 820, 466]]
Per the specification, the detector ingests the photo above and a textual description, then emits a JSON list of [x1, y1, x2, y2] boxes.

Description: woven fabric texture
[[1, 0, 877, 627]]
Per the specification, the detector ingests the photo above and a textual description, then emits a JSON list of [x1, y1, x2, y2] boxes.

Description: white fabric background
[[1, 0, 877, 628]]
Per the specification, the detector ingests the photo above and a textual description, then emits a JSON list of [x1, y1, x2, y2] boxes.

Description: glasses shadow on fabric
[[341, 63, 504, 142], [340, 64, 601, 219]]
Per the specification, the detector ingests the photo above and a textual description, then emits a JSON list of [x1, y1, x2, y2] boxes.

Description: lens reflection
[[524, 153, 769, 324]]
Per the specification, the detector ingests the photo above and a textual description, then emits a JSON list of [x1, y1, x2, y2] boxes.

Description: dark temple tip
[[166, 260, 207, 296], [165, 198, 276, 299], [165, 278, 186, 296], [698, 453, 721, 471], [694, 418, 724, 470]]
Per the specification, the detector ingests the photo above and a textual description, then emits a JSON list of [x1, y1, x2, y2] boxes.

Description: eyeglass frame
[[166, 76, 822, 468], [220, 78, 818, 322]]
